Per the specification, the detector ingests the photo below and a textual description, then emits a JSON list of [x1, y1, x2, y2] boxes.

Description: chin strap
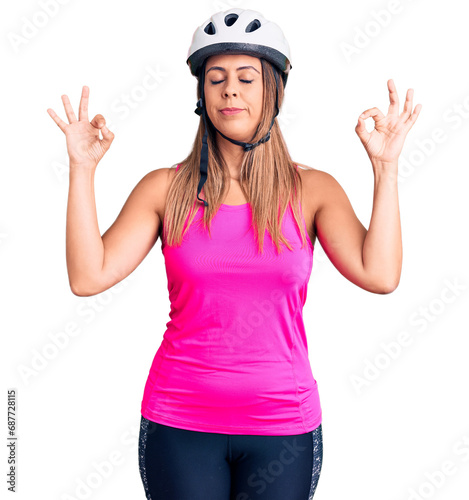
[[195, 61, 281, 208], [195, 99, 209, 207]]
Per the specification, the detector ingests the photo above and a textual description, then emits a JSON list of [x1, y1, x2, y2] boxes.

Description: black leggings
[[138, 415, 323, 500]]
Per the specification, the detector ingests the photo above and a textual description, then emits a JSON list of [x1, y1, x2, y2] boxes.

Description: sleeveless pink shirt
[[141, 164, 322, 435]]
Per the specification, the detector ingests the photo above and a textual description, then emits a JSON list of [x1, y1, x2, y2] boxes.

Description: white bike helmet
[[186, 9, 292, 208], [187, 8, 292, 87]]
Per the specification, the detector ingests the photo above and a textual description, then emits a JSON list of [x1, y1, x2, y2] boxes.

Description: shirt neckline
[[218, 203, 250, 211]]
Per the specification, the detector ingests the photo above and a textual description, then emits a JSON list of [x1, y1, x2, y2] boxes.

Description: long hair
[[162, 57, 309, 255]]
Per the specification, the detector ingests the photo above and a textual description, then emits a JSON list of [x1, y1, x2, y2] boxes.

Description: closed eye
[[210, 79, 254, 85]]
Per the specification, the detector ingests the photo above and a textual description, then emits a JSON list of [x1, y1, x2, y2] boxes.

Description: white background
[[1, 0, 468, 499]]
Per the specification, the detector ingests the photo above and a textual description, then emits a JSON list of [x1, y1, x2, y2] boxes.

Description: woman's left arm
[[362, 159, 401, 293], [355, 79, 422, 293], [311, 80, 422, 294]]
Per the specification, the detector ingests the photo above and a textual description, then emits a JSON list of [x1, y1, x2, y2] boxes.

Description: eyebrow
[[206, 65, 261, 75]]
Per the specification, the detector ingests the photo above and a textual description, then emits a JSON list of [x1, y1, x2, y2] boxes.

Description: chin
[[217, 124, 255, 143]]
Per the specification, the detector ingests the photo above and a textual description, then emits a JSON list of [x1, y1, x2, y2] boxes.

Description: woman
[[47, 8, 421, 500]]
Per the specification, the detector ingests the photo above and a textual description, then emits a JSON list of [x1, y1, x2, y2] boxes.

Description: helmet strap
[[195, 60, 210, 207]]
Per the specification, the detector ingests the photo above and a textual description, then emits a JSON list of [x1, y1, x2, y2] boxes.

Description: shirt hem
[[141, 408, 322, 436]]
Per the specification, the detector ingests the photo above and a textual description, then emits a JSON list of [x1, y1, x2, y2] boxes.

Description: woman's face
[[203, 53, 263, 144]]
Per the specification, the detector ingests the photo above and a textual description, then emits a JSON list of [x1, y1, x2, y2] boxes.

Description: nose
[[223, 77, 238, 98], [223, 87, 237, 97]]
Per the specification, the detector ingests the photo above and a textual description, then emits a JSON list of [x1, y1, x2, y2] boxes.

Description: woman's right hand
[[47, 85, 115, 168]]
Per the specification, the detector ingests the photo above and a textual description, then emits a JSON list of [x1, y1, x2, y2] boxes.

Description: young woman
[[47, 8, 421, 500]]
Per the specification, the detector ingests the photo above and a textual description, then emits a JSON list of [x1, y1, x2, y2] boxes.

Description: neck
[[216, 132, 245, 179]]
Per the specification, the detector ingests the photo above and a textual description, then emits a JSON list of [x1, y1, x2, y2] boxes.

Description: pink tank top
[[141, 164, 322, 435]]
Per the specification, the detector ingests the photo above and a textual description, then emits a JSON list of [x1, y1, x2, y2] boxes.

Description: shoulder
[[137, 166, 176, 194], [294, 162, 340, 198], [295, 162, 330, 179], [140, 164, 178, 186], [141, 164, 178, 180], [135, 165, 178, 218]]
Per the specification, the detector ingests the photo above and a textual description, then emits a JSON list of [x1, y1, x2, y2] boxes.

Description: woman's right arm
[[66, 165, 168, 296], [48, 86, 169, 296]]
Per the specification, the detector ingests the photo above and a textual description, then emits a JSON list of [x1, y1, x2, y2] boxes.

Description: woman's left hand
[[355, 79, 422, 166]]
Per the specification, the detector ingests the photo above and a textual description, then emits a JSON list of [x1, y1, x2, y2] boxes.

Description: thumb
[[100, 124, 115, 150]]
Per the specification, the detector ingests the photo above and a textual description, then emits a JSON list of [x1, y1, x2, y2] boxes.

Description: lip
[[220, 108, 244, 115]]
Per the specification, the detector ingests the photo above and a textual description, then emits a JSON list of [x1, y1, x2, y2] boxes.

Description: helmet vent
[[204, 22, 216, 35], [245, 19, 261, 33], [224, 13, 239, 26]]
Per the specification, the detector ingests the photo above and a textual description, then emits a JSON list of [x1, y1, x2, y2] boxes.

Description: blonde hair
[[162, 58, 309, 255]]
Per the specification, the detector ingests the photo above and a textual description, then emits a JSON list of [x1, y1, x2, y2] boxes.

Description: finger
[[404, 103, 422, 128], [47, 108, 68, 133], [387, 79, 399, 116], [61, 94, 77, 123], [78, 85, 89, 122], [355, 114, 371, 144], [400, 88, 413, 120], [360, 107, 386, 123], [100, 125, 115, 150], [90, 114, 106, 130]]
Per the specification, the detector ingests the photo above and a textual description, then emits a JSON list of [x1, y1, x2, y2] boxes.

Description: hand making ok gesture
[[355, 79, 422, 166], [47, 85, 114, 168]]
